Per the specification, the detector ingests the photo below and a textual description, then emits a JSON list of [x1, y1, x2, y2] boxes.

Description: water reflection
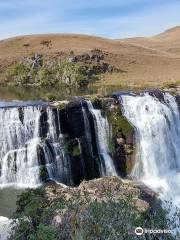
[[0, 85, 135, 101]]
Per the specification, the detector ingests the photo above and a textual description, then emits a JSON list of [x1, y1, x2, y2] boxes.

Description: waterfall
[[0, 106, 41, 188], [0, 105, 72, 188], [0, 100, 117, 189], [121, 92, 180, 234], [86, 101, 117, 176], [45, 108, 72, 185]]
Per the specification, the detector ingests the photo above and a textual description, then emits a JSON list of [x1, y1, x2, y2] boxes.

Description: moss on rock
[[107, 107, 133, 138]]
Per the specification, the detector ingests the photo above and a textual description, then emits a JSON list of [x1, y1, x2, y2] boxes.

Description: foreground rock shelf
[[10, 177, 172, 240]]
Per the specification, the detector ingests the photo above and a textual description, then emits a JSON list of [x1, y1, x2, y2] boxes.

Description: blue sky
[[0, 0, 180, 39]]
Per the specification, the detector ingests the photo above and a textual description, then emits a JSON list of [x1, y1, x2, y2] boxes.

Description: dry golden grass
[[123, 26, 180, 56], [1, 26, 180, 88]]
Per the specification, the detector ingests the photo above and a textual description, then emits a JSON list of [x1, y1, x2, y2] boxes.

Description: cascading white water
[[87, 101, 117, 176], [0, 105, 71, 188], [0, 217, 12, 240], [0, 100, 117, 190], [45, 108, 72, 184], [121, 92, 180, 234], [0, 106, 41, 188]]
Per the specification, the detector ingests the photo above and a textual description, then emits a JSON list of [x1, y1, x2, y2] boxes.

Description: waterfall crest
[[0, 100, 117, 188], [121, 92, 180, 233]]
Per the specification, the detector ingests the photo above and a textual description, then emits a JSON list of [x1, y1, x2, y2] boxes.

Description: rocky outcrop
[[42, 177, 168, 240], [69, 49, 105, 63], [9, 173, 173, 240], [99, 96, 135, 177], [45, 177, 151, 212], [50, 96, 136, 180], [60, 99, 101, 183]]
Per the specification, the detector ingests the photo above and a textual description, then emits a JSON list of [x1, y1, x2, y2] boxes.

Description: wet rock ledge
[[48, 95, 135, 180]]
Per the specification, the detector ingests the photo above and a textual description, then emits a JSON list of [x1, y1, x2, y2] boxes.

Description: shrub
[[4, 50, 115, 88], [37, 68, 53, 86], [10, 180, 174, 240], [6, 63, 30, 84], [44, 92, 57, 101], [10, 189, 51, 240], [35, 224, 58, 240], [75, 73, 88, 87]]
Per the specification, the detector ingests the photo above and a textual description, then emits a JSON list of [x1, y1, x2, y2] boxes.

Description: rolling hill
[[0, 26, 180, 88]]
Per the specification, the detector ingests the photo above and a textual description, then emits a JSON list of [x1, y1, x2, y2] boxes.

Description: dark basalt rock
[[79, 136, 100, 180], [65, 100, 101, 184], [112, 91, 136, 100], [37, 144, 47, 166], [113, 142, 127, 177], [39, 107, 49, 138], [65, 138, 84, 186], [18, 107, 24, 124], [71, 53, 91, 62], [176, 95, 180, 110], [66, 99, 86, 138], [59, 108, 69, 134], [81, 103, 102, 178], [146, 89, 166, 103], [70, 50, 104, 63], [70, 155, 85, 186]]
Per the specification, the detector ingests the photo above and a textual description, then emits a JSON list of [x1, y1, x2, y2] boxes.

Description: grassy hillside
[[1, 27, 180, 88]]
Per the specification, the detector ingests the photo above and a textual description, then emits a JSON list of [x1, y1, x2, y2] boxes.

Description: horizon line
[[1, 25, 180, 42]]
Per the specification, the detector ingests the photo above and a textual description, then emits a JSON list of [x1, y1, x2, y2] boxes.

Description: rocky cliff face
[[54, 96, 135, 181], [0, 96, 135, 188], [34, 98, 102, 186], [59, 99, 101, 184], [37, 96, 135, 185]]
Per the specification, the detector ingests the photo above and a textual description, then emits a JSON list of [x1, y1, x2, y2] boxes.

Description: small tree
[[40, 40, 52, 50], [23, 43, 30, 54]]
